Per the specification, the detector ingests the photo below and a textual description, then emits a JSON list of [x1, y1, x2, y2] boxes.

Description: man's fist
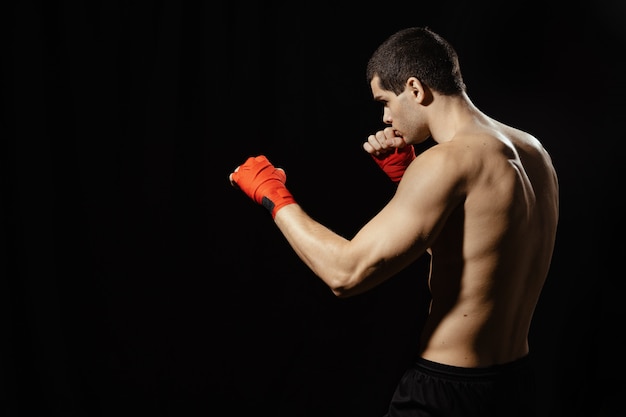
[[371, 145, 416, 183], [229, 155, 296, 218], [364, 128, 416, 183], [363, 127, 415, 183]]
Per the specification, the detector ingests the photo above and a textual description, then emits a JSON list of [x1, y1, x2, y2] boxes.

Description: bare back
[[418, 119, 559, 367]]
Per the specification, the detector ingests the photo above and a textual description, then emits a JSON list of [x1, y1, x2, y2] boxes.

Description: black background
[[2, 1, 625, 416]]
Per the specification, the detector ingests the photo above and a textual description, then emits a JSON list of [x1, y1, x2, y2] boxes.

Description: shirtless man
[[229, 27, 559, 417]]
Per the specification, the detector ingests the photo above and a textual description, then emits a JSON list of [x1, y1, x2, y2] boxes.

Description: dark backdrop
[[3, 1, 625, 416]]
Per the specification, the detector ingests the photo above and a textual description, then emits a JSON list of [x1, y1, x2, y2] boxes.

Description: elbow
[[322, 259, 380, 298], [317, 267, 356, 298], [328, 276, 354, 298], [330, 286, 352, 298], [327, 273, 368, 298], [331, 284, 371, 298]]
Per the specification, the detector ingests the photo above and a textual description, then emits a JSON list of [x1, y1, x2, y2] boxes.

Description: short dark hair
[[366, 27, 466, 96]]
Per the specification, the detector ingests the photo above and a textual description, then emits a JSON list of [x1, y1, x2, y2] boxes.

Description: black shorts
[[383, 355, 537, 417]]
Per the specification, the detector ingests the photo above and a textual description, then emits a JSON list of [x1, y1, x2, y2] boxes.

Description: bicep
[[348, 153, 463, 286]]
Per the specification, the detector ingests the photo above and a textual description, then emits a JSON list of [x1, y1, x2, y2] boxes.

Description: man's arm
[[273, 199, 423, 297], [230, 148, 462, 297]]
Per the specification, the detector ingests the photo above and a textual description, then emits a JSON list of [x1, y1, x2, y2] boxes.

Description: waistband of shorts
[[415, 354, 532, 379]]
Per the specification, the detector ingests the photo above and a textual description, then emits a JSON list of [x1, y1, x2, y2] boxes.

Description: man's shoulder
[[411, 134, 515, 189], [404, 142, 471, 192], [418, 135, 491, 165]]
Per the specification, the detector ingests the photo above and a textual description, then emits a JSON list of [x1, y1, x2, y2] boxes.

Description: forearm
[[273, 204, 362, 296]]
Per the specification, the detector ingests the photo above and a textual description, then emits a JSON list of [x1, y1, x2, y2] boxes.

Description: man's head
[[366, 27, 466, 96]]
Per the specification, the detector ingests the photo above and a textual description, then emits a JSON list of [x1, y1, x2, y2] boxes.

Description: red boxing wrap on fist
[[372, 145, 416, 183], [230, 155, 296, 218]]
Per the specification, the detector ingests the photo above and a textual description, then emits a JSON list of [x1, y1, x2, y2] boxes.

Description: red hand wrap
[[372, 145, 416, 183], [231, 155, 296, 218]]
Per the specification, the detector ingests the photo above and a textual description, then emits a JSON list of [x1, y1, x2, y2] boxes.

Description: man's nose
[[383, 109, 392, 125]]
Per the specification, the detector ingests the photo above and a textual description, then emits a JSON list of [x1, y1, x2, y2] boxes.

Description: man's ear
[[406, 77, 432, 105]]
